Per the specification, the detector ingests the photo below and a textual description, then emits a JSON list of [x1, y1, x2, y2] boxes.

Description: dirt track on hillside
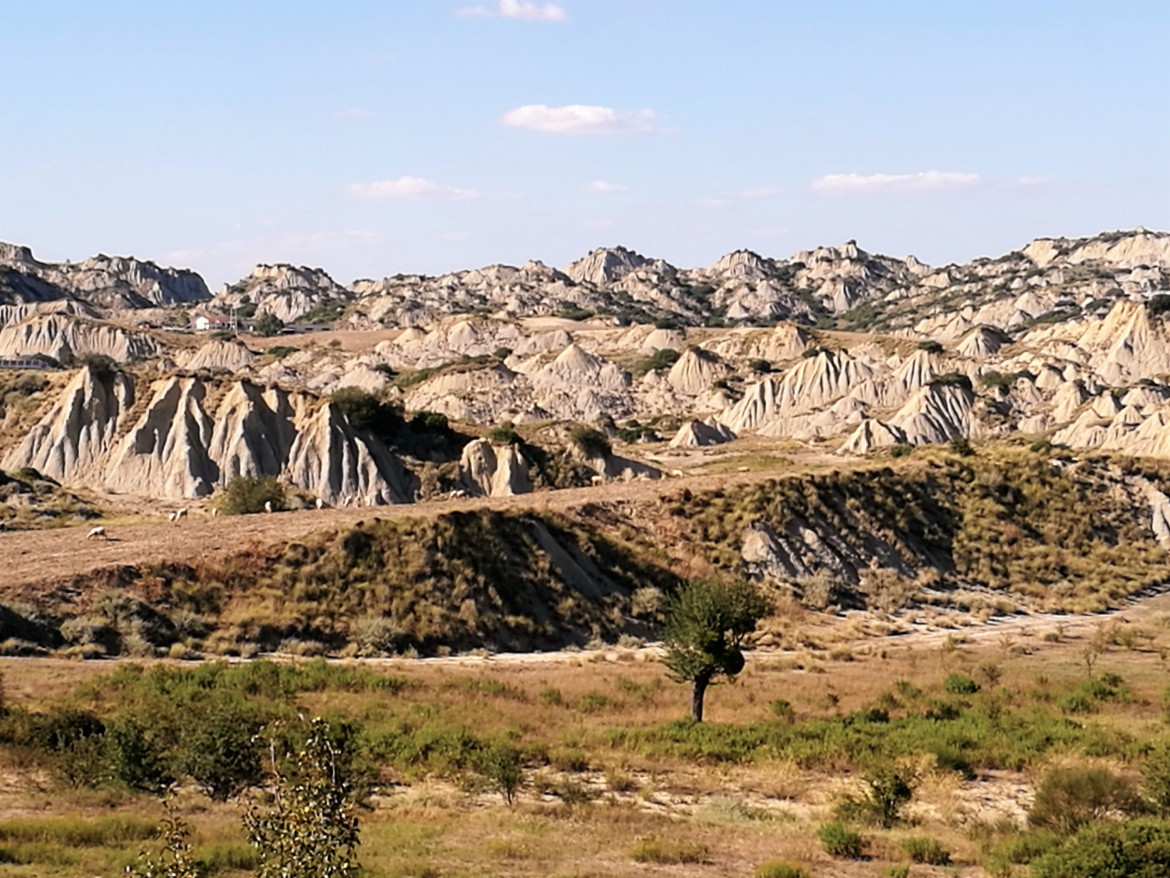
[[0, 471, 764, 594]]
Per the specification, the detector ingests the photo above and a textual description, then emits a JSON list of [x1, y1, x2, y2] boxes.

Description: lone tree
[[661, 578, 770, 722]]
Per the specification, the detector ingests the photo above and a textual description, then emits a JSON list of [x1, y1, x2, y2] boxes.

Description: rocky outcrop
[[670, 419, 736, 448], [2, 367, 134, 482], [214, 264, 352, 324], [0, 314, 160, 363], [2, 369, 411, 503], [0, 244, 210, 309], [458, 439, 533, 497], [176, 339, 257, 373], [564, 246, 658, 285]]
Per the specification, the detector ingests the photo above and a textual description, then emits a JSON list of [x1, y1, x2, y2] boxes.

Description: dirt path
[[0, 471, 766, 592]]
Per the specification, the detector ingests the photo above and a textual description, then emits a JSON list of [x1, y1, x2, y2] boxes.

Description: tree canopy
[[661, 579, 770, 721]]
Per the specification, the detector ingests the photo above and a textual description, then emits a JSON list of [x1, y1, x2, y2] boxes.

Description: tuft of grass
[[628, 837, 708, 864]]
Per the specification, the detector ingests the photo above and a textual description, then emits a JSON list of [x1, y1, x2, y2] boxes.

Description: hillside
[[3, 445, 1168, 658], [0, 228, 1168, 514]]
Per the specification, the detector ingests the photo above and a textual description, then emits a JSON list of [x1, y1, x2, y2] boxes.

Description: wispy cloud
[[501, 104, 663, 135], [334, 108, 374, 120], [810, 171, 981, 194], [584, 180, 628, 194], [345, 176, 482, 200], [459, 0, 567, 21]]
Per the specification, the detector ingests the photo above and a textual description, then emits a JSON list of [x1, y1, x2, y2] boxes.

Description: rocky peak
[[564, 246, 656, 285], [0, 242, 38, 266]]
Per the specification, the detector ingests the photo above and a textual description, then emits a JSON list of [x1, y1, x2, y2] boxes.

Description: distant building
[[193, 313, 234, 332], [0, 357, 51, 370]]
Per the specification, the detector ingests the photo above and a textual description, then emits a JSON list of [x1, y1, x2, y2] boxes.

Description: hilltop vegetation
[[4, 444, 1170, 660]]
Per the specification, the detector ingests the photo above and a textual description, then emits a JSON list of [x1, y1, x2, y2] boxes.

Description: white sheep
[[211, 507, 219, 518], [670, 469, 685, 478], [86, 525, 108, 540], [590, 475, 604, 485], [315, 497, 326, 510], [264, 500, 273, 514]]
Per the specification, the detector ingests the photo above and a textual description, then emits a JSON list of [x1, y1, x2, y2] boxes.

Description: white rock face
[[3, 368, 411, 502], [176, 339, 257, 372], [669, 419, 736, 448], [0, 244, 210, 309], [458, 439, 533, 497], [0, 314, 160, 363]]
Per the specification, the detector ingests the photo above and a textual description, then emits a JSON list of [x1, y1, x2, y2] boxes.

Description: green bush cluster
[[213, 475, 287, 515]]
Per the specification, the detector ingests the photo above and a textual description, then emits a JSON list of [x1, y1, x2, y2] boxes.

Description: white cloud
[[810, 171, 981, 194], [584, 180, 628, 194], [345, 176, 481, 200], [459, 0, 567, 21], [742, 186, 780, 199], [501, 104, 662, 135]]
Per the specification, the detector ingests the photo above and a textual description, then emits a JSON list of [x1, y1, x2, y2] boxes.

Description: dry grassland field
[[3, 591, 1170, 878]]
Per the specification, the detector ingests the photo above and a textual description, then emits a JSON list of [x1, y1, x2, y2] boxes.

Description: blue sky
[[1, 0, 1167, 287]]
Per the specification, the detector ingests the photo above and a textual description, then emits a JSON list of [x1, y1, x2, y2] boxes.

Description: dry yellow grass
[[3, 594, 1170, 877]]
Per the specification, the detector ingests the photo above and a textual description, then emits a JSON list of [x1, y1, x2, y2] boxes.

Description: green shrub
[[628, 838, 707, 864], [174, 698, 264, 800], [1143, 743, 1170, 816], [901, 835, 950, 864], [569, 425, 612, 458], [890, 443, 913, 458], [769, 699, 796, 724], [753, 860, 810, 878], [929, 371, 973, 391], [748, 358, 773, 374], [487, 423, 520, 445], [817, 820, 864, 858], [948, 436, 975, 456], [943, 673, 980, 694], [1032, 818, 1170, 878], [634, 348, 681, 374], [917, 339, 943, 354], [1030, 765, 1140, 834], [330, 387, 399, 435], [882, 866, 910, 878], [838, 765, 915, 828], [213, 475, 287, 515], [477, 740, 523, 805]]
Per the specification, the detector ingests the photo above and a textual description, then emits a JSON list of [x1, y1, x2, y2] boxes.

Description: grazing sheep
[[168, 507, 188, 523], [590, 475, 604, 485], [211, 507, 219, 518], [315, 497, 326, 510], [264, 500, 273, 514], [86, 525, 108, 540], [670, 469, 685, 478]]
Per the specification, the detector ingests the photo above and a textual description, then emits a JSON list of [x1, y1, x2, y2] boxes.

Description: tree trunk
[[691, 671, 711, 722]]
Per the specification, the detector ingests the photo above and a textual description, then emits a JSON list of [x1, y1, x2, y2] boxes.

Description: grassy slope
[[3, 445, 1170, 658]]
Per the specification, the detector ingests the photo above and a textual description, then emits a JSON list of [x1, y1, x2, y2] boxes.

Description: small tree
[[245, 717, 361, 878], [253, 311, 285, 337], [661, 579, 770, 721]]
